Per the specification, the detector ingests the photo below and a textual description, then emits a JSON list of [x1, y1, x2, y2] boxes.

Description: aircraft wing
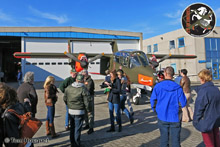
[[147, 54, 197, 59], [13, 52, 112, 59]]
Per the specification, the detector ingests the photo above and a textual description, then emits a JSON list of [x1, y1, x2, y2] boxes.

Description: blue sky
[[0, 0, 219, 39]]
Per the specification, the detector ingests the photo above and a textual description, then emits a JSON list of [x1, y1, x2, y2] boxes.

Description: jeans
[[108, 102, 121, 127], [18, 80, 22, 86], [46, 105, 55, 124], [65, 105, 69, 127], [120, 95, 132, 120], [126, 93, 133, 113], [69, 114, 84, 147], [158, 119, 181, 147]]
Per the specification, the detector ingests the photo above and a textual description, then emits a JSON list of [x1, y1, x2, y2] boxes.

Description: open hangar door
[[0, 37, 21, 82]]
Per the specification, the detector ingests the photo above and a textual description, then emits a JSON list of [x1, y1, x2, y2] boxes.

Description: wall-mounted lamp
[[213, 30, 218, 34], [160, 37, 163, 40]]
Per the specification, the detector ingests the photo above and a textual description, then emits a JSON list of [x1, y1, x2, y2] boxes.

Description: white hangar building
[[0, 27, 142, 82]]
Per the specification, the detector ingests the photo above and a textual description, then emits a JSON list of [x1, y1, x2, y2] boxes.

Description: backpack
[[7, 109, 42, 147]]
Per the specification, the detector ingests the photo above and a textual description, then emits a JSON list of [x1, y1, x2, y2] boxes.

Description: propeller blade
[[64, 51, 82, 63], [158, 54, 171, 63], [149, 60, 159, 68], [88, 53, 104, 63]]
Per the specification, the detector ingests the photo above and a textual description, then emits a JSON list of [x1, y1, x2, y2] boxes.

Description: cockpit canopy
[[114, 50, 149, 68]]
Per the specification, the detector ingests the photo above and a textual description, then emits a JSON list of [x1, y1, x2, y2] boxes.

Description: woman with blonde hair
[[193, 69, 220, 147], [44, 76, 59, 138]]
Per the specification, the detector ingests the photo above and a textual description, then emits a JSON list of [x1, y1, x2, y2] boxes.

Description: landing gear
[[132, 88, 152, 105], [132, 88, 141, 105]]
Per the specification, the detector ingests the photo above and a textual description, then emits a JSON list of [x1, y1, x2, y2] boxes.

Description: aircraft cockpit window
[[130, 53, 141, 68], [138, 52, 149, 66], [114, 52, 129, 67]]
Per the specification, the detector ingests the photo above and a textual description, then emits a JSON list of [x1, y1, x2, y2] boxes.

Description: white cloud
[[164, 10, 182, 18], [29, 6, 68, 24], [216, 8, 220, 18], [0, 9, 14, 22], [164, 10, 182, 26]]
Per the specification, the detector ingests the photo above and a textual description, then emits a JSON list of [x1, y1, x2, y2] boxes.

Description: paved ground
[[7, 80, 220, 147]]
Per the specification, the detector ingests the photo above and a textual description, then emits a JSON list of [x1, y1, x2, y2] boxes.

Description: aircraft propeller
[[64, 51, 104, 69], [149, 54, 171, 68], [88, 53, 104, 63]]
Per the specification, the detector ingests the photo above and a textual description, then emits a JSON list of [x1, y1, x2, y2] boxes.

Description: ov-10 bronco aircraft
[[14, 40, 197, 105]]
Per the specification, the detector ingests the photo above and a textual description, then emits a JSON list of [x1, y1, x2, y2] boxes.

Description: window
[[147, 45, 151, 53], [52, 62, 56, 65], [96, 62, 100, 64], [45, 62, 50, 65], [32, 63, 37, 65], [114, 51, 129, 67], [171, 63, 177, 74], [169, 40, 175, 49], [26, 62, 31, 65], [64, 62, 69, 65], [130, 53, 141, 68], [91, 62, 95, 64], [58, 62, 62, 65], [153, 44, 158, 52], [39, 63, 44, 65], [178, 37, 185, 48]]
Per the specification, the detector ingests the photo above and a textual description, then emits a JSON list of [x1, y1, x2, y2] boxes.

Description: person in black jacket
[[0, 82, 28, 147], [17, 72, 38, 117], [193, 69, 220, 147], [106, 70, 122, 132]]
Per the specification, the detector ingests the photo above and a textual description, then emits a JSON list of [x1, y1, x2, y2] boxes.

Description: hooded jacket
[[193, 81, 220, 132], [150, 80, 187, 122], [63, 82, 91, 115]]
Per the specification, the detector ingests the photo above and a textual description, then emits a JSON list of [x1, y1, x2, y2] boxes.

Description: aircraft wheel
[[133, 96, 140, 105]]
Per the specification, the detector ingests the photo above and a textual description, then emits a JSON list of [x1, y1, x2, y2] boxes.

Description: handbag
[[7, 109, 42, 147]]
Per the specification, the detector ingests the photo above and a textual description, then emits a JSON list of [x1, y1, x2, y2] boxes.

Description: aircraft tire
[[133, 96, 140, 105]]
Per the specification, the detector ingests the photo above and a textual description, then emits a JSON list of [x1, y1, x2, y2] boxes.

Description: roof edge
[[0, 26, 142, 37]]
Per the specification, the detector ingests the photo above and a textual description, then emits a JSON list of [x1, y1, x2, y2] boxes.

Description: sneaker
[[87, 128, 94, 134], [83, 125, 90, 130]]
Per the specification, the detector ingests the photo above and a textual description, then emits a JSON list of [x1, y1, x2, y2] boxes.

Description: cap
[[76, 74, 84, 82], [70, 68, 77, 73]]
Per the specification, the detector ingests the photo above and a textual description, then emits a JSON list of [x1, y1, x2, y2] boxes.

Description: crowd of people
[[151, 67, 220, 147], [0, 66, 220, 147]]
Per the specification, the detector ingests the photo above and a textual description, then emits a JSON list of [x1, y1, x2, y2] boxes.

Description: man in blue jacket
[[150, 66, 187, 147]]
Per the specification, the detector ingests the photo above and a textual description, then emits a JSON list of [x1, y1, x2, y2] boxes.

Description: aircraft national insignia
[[181, 3, 216, 37]]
